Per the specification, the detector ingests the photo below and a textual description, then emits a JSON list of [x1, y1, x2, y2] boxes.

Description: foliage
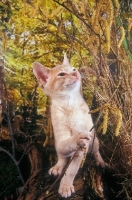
[[90, 103, 122, 136]]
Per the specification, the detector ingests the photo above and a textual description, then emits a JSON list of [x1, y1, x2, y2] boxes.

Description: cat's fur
[[33, 54, 107, 198]]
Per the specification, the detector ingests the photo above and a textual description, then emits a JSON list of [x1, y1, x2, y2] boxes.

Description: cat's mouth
[[67, 79, 78, 87]]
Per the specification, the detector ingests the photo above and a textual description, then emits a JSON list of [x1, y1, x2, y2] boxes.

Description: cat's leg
[[49, 132, 91, 177], [92, 136, 108, 168], [58, 146, 88, 198], [49, 154, 67, 176], [58, 136, 91, 198]]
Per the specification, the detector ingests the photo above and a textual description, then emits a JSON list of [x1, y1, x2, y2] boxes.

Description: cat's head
[[33, 54, 81, 98]]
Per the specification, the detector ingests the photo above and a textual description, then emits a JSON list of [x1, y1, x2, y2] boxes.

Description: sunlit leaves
[[0, 0, 131, 111]]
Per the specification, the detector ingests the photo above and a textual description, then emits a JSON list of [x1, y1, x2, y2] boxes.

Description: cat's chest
[[67, 108, 93, 131], [66, 108, 86, 123], [51, 103, 93, 133]]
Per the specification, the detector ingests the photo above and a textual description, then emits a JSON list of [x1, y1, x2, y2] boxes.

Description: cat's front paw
[[49, 165, 63, 176], [59, 181, 75, 198], [76, 132, 92, 148]]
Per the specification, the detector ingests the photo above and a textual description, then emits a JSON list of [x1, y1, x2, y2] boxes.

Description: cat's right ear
[[33, 62, 50, 86]]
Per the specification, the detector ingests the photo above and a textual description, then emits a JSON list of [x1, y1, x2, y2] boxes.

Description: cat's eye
[[58, 72, 66, 76], [73, 68, 76, 71]]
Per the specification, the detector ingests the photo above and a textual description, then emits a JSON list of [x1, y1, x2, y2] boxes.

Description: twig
[[46, 151, 78, 195], [0, 146, 25, 185], [63, 29, 100, 61], [3, 82, 15, 157], [53, 0, 100, 37], [18, 127, 43, 165]]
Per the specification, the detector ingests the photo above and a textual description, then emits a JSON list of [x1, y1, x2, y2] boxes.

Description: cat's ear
[[62, 53, 70, 66], [33, 62, 50, 86]]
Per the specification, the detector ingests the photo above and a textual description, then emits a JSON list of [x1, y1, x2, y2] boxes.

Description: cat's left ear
[[62, 53, 70, 66], [33, 62, 50, 86]]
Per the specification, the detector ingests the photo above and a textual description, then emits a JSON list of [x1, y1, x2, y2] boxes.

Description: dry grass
[[82, 50, 132, 198]]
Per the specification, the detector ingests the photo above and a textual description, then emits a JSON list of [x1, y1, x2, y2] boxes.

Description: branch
[[0, 146, 25, 185], [63, 29, 99, 61], [53, 0, 100, 37], [3, 81, 15, 157], [18, 127, 43, 165]]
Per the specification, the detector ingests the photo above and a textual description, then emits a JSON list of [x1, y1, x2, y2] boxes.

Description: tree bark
[[17, 144, 125, 200]]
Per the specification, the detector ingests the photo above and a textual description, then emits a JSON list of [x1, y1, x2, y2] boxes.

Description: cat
[[33, 54, 107, 198]]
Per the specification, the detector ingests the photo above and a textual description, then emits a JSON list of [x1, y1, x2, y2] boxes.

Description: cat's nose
[[71, 71, 78, 77]]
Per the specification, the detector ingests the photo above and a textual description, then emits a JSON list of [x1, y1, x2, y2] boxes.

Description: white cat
[[33, 54, 107, 198]]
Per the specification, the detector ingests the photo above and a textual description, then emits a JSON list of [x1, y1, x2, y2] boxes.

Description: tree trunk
[[17, 143, 125, 200]]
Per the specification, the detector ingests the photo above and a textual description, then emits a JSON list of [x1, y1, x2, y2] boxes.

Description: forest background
[[0, 0, 132, 200]]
